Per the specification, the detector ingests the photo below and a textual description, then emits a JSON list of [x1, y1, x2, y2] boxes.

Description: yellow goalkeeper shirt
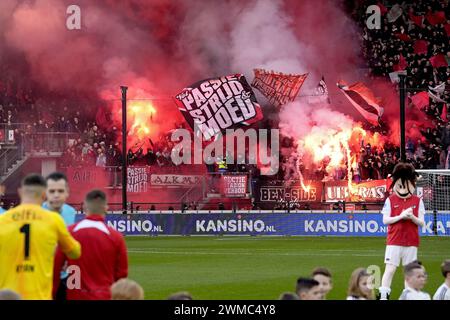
[[0, 204, 81, 300]]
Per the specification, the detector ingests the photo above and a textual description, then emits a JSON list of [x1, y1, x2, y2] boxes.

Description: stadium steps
[[198, 195, 252, 210], [0, 146, 29, 184], [0, 155, 30, 184]]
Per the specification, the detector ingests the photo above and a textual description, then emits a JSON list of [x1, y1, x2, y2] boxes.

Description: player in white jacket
[[433, 260, 450, 300]]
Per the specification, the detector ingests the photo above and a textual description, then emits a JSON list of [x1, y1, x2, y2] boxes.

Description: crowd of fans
[[279, 0, 450, 182], [354, 0, 450, 171], [2, 0, 450, 184], [0, 68, 259, 179]]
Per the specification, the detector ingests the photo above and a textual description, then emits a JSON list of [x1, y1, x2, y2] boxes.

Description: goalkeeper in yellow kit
[[0, 174, 81, 300]]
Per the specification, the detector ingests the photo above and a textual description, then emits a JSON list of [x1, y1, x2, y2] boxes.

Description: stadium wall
[[75, 213, 450, 236]]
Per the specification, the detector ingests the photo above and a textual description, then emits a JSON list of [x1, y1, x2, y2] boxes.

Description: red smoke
[[0, 0, 423, 161], [368, 78, 431, 145]]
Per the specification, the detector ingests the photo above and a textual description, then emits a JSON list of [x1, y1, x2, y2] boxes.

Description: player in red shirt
[[378, 163, 425, 300], [53, 190, 128, 300]]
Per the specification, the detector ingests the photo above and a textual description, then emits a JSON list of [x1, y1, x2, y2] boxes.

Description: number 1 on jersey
[[20, 224, 31, 260]]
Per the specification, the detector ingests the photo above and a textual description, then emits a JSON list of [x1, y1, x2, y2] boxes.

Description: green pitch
[[126, 236, 450, 300]]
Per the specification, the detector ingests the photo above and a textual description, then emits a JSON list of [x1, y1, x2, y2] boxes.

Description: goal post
[[416, 169, 450, 236]]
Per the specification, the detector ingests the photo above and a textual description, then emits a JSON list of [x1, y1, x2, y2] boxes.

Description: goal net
[[416, 170, 450, 236]]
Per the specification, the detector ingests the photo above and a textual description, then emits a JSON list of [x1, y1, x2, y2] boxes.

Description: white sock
[[379, 287, 391, 300]]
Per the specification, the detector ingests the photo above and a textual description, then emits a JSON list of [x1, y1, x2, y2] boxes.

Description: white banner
[[8, 130, 14, 142], [127, 167, 149, 193], [150, 174, 203, 187]]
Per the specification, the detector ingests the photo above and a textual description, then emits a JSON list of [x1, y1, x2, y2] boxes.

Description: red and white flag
[[428, 82, 446, 103], [251, 68, 308, 107], [337, 81, 383, 126], [174, 74, 263, 140]]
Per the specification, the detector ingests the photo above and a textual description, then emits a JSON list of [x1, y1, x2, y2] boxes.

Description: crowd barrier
[[75, 212, 450, 236]]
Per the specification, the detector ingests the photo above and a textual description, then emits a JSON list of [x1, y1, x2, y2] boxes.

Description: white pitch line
[[130, 248, 383, 253], [212, 237, 365, 241], [128, 250, 379, 257], [127, 249, 447, 258]]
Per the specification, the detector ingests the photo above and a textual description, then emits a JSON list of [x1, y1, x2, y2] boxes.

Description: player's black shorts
[[54, 277, 68, 301]]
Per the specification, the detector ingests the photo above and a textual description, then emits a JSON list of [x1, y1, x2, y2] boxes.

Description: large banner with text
[[254, 180, 323, 207], [324, 179, 390, 202], [221, 174, 248, 197], [66, 167, 203, 204], [75, 213, 450, 236], [254, 179, 391, 207], [174, 74, 264, 139]]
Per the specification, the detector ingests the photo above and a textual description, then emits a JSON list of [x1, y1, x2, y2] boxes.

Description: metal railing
[[68, 202, 203, 213], [0, 123, 28, 145], [66, 201, 387, 214], [0, 131, 78, 180], [23, 132, 79, 154], [0, 145, 26, 177], [102, 166, 122, 187], [178, 183, 205, 206]]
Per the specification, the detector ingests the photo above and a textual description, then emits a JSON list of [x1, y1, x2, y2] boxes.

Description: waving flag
[[428, 82, 446, 103], [316, 76, 330, 104], [430, 54, 448, 68], [387, 4, 402, 23], [337, 81, 383, 126], [409, 12, 424, 28], [174, 74, 263, 140], [393, 54, 408, 71], [426, 11, 446, 25], [414, 40, 428, 55], [445, 24, 450, 36], [95, 105, 113, 130], [251, 68, 308, 107], [411, 91, 429, 110], [377, 2, 388, 15]]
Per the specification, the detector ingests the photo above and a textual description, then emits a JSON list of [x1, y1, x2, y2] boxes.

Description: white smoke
[[229, 0, 306, 78]]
